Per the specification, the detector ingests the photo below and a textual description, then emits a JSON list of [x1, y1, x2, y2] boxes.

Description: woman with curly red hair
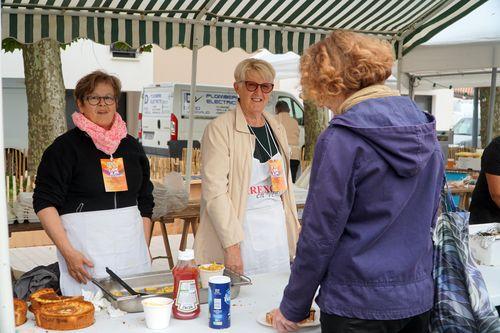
[[272, 31, 444, 332]]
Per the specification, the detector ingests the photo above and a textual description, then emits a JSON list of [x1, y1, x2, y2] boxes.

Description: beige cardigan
[[193, 103, 300, 265]]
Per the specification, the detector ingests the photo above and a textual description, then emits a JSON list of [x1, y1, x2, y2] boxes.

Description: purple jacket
[[280, 96, 444, 321]]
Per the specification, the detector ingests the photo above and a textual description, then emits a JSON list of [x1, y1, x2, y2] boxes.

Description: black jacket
[[33, 128, 154, 218]]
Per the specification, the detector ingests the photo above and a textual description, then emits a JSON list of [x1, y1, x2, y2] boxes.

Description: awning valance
[[1, 0, 487, 55]]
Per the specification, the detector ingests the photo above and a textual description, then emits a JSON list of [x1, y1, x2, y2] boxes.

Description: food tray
[[93, 269, 251, 313]]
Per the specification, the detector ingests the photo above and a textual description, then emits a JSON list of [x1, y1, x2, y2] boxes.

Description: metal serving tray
[[93, 269, 251, 313]]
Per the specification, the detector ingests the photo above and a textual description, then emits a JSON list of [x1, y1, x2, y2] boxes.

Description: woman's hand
[[224, 244, 243, 274], [63, 248, 94, 284], [271, 308, 299, 333]]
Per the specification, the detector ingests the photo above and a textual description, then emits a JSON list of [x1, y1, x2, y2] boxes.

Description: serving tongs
[[105, 267, 148, 296]]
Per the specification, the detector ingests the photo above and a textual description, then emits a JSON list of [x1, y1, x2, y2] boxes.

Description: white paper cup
[[199, 264, 225, 289], [142, 297, 173, 330]]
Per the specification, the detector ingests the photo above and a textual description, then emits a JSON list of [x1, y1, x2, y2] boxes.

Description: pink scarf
[[72, 112, 128, 155]]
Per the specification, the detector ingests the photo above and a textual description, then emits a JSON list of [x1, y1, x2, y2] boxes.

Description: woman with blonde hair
[[194, 59, 300, 276], [272, 31, 444, 332]]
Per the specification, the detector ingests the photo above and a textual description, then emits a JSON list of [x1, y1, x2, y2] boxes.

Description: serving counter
[[17, 272, 321, 333]]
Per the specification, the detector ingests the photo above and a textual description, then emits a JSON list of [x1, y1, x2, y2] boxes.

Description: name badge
[[100, 158, 128, 192], [268, 159, 287, 192]]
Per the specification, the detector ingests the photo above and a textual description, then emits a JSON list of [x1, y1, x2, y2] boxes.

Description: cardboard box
[[469, 223, 500, 266]]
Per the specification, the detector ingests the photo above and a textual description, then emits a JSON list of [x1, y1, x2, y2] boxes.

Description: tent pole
[[408, 76, 416, 100], [0, 26, 16, 331], [184, 25, 200, 194], [184, 0, 216, 193], [472, 87, 479, 148], [486, 67, 497, 144], [397, 42, 403, 92]]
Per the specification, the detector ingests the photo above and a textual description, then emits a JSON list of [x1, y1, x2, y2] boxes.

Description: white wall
[[2, 39, 154, 91], [1, 40, 155, 145], [2, 79, 28, 149]]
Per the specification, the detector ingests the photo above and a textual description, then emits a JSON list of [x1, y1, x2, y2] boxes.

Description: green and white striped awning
[[1, 0, 487, 56]]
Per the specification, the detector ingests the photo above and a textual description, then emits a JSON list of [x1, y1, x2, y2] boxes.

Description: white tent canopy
[[401, 0, 500, 89]]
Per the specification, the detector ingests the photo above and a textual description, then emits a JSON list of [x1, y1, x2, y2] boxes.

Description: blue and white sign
[[182, 91, 238, 118]]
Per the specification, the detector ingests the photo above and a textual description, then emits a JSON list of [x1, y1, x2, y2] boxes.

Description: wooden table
[[150, 201, 306, 269], [450, 185, 475, 210], [149, 202, 201, 269]]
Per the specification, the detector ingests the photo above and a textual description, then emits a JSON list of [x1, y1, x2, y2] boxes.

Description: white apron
[[241, 151, 291, 276], [57, 206, 151, 296]]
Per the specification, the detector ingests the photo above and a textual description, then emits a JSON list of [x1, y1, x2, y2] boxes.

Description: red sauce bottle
[[172, 249, 200, 319]]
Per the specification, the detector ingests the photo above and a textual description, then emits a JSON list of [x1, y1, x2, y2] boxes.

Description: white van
[[139, 83, 304, 155]]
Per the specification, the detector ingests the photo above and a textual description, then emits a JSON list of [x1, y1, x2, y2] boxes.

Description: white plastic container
[[469, 223, 500, 266], [456, 157, 481, 171], [141, 297, 173, 330], [199, 263, 225, 289]]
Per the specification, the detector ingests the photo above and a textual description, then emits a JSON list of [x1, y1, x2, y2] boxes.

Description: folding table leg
[[159, 222, 174, 270], [179, 219, 190, 251], [190, 218, 199, 237]]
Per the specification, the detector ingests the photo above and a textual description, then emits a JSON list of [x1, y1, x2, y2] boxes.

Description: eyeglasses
[[85, 95, 116, 106], [239, 81, 274, 94]]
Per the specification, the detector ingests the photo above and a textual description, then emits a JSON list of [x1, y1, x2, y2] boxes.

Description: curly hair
[[300, 30, 394, 107]]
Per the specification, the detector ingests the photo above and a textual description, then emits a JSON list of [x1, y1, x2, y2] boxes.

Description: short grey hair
[[234, 58, 276, 83]]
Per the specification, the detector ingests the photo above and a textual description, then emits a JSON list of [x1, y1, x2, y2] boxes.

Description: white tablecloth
[[479, 265, 500, 306], [17, 272, 321, 333]]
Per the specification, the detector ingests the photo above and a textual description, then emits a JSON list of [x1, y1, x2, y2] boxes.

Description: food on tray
[[161, 285, 174, 294], [199, 263, 225, 271], [112, 290, 125, 297], [14, 298, 27, 326], [265, 308, 316, 325], [35, 299, 95, 330], [477, 227, 500, 237], [199, 262, 225, 288], [29, 288, 83, 313]]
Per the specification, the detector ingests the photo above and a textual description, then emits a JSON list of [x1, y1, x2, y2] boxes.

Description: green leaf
[[2, 38, 23, 52]]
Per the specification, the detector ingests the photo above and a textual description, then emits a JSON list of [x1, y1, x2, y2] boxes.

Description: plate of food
[[257, 308, 320, 328]]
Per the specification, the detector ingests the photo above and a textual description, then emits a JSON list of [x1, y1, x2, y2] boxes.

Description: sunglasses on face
[[239, 81, 274, 94], [85, 95, 116, 106]]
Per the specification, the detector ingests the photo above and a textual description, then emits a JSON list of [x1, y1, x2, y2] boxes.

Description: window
[[277, 96, 294, 117], [110, 43, 138, 59], [292, 101, 304, 126], [277, 96, 304, 126], [453, 118, 472, 135]]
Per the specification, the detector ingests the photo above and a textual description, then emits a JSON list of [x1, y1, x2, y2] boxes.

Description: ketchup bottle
[[172, 249, 200, 319]]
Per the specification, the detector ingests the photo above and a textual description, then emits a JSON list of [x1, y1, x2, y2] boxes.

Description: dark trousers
[[290, 159, 300, 183], [320, 311, 430, 333]]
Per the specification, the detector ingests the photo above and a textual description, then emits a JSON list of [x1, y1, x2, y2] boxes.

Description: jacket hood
[[331, 96, 439, 178]]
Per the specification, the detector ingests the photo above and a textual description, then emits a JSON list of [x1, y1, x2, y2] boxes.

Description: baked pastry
[[266, 308, 316, 325], [35, 299, 95, 330], [14, 298, 27, 326], [29, 288, 83, 313]]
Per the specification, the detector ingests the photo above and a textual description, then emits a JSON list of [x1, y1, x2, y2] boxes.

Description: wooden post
[[6, 176, 10, 204], [12, 176, 17, 202]]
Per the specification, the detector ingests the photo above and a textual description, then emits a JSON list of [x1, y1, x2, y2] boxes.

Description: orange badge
[[268, 159, 287, 192], [100, 158, 128, 192]]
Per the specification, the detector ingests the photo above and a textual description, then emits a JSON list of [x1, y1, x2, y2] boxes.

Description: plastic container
[[470, 223, 500, 266], [198, 263, 225, 289], [208, 276, 231, 329], [172, 249, 201, 319], [141, 297, 173, 330]]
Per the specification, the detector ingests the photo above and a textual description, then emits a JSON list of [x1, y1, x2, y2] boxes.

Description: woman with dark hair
[[34, 70, 154, 296], [272, 31, 444, 333]]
